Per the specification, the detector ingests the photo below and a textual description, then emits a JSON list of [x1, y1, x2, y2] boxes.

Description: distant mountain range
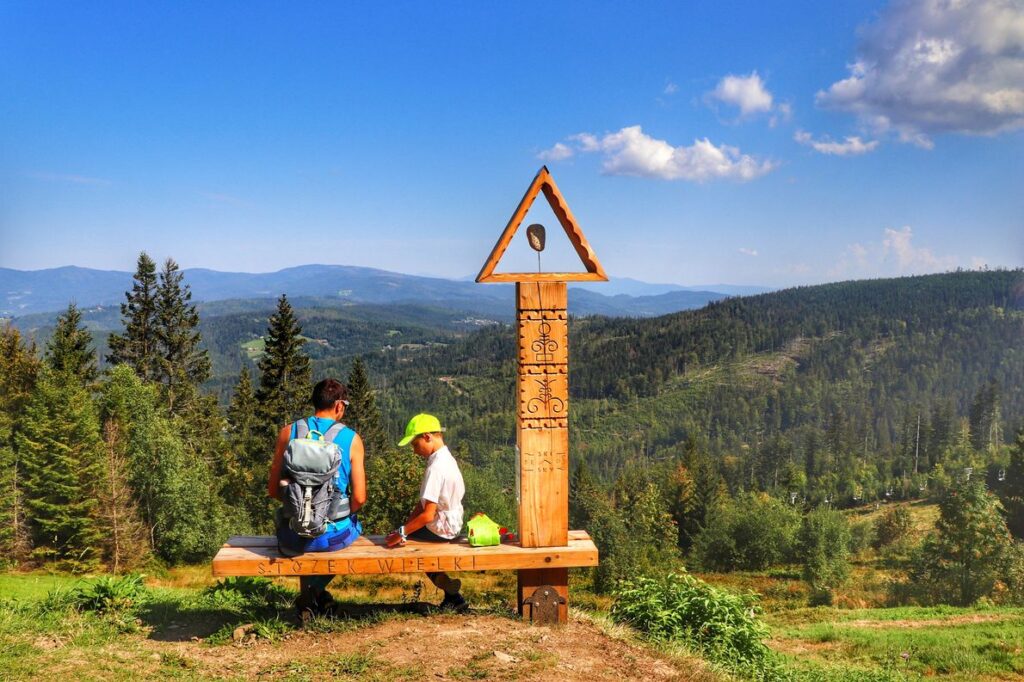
[[0, 265, 766, 321]]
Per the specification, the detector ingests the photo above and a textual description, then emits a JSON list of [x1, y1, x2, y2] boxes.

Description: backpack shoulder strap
[[328, 425, 356, 491], [293, 419, 310, 440]]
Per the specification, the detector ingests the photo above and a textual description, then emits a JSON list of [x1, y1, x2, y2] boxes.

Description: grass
[[768, 605, 1024, 681]]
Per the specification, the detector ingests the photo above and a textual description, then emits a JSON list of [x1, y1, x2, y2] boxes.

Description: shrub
[[71, 574, 147, 615], [847, 519, 874, 556], [798, 508, 850, 605], [872, 506, 912, 550], [610, 570, 782, 679], [997, 540, 1024, 605], [202, 576, 293, 610], [692, 493, 800, 572]]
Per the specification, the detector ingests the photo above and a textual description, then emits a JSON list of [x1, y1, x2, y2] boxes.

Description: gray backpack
[[280, 419, 350, 538]]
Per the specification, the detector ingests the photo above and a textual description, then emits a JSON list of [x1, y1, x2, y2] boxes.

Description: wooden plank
[[212, 533, 598, 577], [222, 530, 593, 549], [479, 272, 607, 283], [223, 524, 593, 548]]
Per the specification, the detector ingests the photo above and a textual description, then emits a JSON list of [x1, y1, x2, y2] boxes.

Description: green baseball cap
[[398, 413, 444, 447]]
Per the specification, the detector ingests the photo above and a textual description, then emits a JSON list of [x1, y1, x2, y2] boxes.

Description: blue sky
[[2, 1, 1022, 287]]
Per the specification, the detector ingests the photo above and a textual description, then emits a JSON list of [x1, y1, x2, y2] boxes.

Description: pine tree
[[108, 252, 160, 381], [909, 480, 1013, 605], [1000, 428, 1024, 539], [45, 303, 97, 385], [17, 369, 104, 572], [256, 295, 311, 436], [155, 258, 210, 413], [97, 419, 151, 572], [346, 357, 390, 459], [224, 367, 273, 530], [0, 324, 40, 565]]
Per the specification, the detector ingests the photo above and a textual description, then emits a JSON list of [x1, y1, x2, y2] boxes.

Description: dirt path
[[149, 613, 719, 681]]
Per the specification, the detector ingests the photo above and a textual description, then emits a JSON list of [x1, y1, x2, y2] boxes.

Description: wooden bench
[[213, 530, 598, 623]]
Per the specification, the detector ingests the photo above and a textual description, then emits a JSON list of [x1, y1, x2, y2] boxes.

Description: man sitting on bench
[[268, 378, 367, 620], [385, 413, 468, 611]]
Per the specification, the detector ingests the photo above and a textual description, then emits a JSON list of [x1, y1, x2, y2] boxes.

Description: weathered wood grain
[[211, 532, 598, 577]]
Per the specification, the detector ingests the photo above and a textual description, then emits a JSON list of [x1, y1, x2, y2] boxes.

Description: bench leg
[[517, 567, 568, 624]]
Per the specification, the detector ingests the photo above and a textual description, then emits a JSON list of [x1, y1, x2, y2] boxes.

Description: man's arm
[[267, 424, 291, 500], [348, 433, 366, 512]]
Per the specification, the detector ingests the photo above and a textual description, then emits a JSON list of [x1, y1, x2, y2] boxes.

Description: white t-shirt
[[420, 445, 465, 539]]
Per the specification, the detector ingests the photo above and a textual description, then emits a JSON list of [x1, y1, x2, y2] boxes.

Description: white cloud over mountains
[[818, 0, 1024, 145], [537, 126, 776, 182], [829, 226, 972, 279], [794, 130, 880, 155]]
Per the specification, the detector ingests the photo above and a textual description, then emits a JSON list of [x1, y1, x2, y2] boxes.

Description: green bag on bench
[[467, 513, 501, 547]]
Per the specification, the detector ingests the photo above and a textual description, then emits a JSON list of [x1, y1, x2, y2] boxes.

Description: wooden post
[[516, 281, 569, 548], [515, 281, 570, 623], [476, 168, 607, 625]]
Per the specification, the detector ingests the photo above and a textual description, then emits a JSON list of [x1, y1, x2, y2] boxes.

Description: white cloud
[[817, 0, 1024, 143], [536, 142, 574, 162], [738, 247, 759, 256], [710, 72, 774, 115], [828, 226, 981, 279], [794, 129, 880, 155], [560, 125, 776, 182], [663, 81, 679, 95]]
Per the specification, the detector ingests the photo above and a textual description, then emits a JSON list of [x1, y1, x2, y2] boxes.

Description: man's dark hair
[[311, 378, 348, 410]]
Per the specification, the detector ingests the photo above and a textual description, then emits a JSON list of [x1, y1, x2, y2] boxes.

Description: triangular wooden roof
[[476, 167, 608, 283]]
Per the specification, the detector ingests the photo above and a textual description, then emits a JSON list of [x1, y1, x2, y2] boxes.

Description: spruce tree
[[45, 303, 98, 385], [17, 369, 103, 572], [108, 252, 160, 381], [224, 367, 273, 530], [256, 295, 311, 436], [98, 418, 151, 572], [155, 258, 210, 413], [0, 325, 40, 565], [1001, 429, 1024, 539], [346, 357, 390, 459], [909, 480, 1012, 605]]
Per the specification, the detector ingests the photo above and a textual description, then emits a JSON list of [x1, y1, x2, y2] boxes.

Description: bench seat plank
[[212, 531, 598, 577]]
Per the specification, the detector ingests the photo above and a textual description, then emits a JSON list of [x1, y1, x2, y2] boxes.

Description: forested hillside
[[371, 270, 1024, 504]]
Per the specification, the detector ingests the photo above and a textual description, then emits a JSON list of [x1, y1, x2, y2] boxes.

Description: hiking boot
[[439, 592, 468, 613], [432, 574, 462, 596], [295, 589, 335, 624]]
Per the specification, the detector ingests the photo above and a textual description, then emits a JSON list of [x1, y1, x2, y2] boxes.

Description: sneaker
[[439, 593, 468, 613]]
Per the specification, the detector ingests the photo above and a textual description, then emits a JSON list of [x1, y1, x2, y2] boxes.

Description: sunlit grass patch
[[769, 605, 1024, 679]]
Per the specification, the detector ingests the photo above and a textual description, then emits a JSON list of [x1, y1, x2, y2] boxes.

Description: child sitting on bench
[[385, 413, 467, 611]]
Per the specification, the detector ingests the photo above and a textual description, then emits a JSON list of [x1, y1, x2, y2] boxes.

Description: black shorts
[[409, 526, 460, 543]]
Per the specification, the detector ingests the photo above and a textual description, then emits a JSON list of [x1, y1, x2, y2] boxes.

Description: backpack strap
[[328, 425, 356, 493]]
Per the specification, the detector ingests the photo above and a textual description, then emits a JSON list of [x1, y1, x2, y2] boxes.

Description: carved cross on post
[[477, 167, 607, 623]]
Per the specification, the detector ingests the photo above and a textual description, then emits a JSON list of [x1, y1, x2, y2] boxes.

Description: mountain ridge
[[0, 264, 735, 319]]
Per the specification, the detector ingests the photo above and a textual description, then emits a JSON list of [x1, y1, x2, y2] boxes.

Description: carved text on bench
[[254, 554, 479, 576]]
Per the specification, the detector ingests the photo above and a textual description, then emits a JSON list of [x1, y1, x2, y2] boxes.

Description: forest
[[2, 256, 1023, 643]]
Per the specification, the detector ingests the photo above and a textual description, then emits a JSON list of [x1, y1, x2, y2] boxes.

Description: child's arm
[[385, 500, 438, 547]]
